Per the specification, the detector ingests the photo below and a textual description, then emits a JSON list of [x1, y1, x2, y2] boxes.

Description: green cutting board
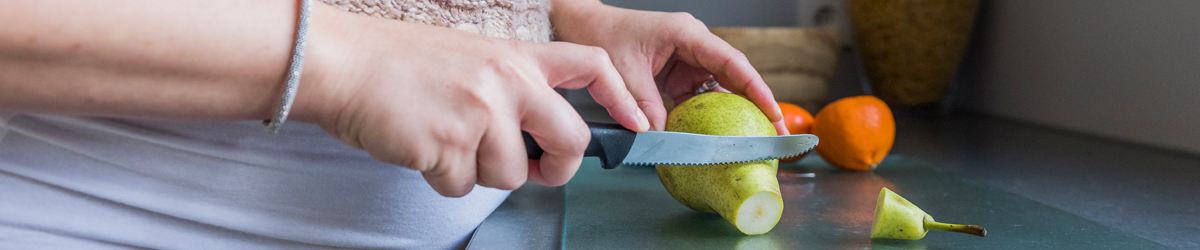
[[563, 155, 1166, 249]]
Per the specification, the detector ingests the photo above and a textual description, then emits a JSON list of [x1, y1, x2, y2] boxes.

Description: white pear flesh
[[734, 191, 785, 235]]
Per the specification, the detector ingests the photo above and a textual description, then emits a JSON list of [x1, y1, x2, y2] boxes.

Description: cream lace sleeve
[[320, 0, 553, 42]]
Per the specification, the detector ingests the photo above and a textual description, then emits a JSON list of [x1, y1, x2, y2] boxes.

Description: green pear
[[656, 92, 784, 235], [871, 187, 986, 240]]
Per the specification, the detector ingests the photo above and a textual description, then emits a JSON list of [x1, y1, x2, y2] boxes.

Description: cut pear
[[656, 161, 783, 235], [733, 191, 785, 235], [654, 92, 785, 235], [871, 187, 986, 240]]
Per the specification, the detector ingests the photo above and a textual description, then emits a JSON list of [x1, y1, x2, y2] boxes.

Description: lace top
[[320, 0, 554, 42]]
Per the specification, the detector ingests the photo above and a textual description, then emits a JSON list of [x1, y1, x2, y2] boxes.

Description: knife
[[523, 121, 819, 169]]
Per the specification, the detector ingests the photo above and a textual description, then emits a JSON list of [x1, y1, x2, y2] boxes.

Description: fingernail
[[636, 109, 650, 132]]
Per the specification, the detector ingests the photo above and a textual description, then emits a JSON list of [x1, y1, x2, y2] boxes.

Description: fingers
[[532, 42, 649, 133], [475, 119, 529, 190], [419, 130, 480, 197], [671, 29, 783, 123], [519, 86, 590, 186], [663, 60, 784, 136], [614, 57, 670, 131], [427, 42, 622, 194], [773, 120, 789, 136], [421, 170, 476, 197], [661, 61, 716, 102]]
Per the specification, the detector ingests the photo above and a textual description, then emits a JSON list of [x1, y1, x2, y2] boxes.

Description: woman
[[0, 0, 785, 248]]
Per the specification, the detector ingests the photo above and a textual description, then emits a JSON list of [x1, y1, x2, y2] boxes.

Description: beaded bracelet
[[264, 0, 312, 134]]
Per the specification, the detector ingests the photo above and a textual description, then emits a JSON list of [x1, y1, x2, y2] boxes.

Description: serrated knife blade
[[621, 131, 817, 166], [523, 121, 819, 169]]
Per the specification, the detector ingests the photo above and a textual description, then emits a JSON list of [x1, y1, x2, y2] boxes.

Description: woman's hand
[[0, 0, 645, 197], [551, 0, 788, 135], [294, 5, 648, 197]]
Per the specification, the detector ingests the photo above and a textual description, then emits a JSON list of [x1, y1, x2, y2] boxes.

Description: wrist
[[289, 3, 358, 129], [550, 0, 615, 42]]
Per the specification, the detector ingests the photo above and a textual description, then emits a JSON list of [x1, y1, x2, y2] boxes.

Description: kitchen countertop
[[468, 109, 1200, 249]]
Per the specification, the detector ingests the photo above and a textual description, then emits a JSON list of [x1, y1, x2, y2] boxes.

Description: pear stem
[[924, 221, 986, 237]]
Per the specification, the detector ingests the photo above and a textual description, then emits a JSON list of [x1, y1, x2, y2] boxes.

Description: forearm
[[550, 0, 615, 43], [0, 0, 343, 121]]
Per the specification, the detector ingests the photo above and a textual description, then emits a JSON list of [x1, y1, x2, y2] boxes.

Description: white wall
[[957, 1, 1200, 154]]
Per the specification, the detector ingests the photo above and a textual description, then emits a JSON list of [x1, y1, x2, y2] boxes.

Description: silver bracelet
[[264, 0, 313, 134]]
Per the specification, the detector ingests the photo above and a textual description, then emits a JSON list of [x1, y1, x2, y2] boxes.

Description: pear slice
[[871, 187, 986, 240]]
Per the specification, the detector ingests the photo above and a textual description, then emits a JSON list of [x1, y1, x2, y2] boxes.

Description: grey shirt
[[0, 111, 510, 249]]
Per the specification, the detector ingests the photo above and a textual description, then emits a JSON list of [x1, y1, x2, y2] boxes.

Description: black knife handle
[[523, 121, 636, 169]]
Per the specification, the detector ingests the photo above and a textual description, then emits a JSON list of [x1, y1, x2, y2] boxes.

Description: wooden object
[[710, 27, 842, 113]]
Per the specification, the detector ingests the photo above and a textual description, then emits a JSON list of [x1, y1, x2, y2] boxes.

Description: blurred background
[[564, 0, 1200, 156], [528, 2, 1200, 249], [497, 2, 1200, 249]]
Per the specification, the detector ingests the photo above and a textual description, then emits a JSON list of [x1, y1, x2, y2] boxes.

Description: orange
[[811, 96, 894, 171], [778, 102, 815, 162]]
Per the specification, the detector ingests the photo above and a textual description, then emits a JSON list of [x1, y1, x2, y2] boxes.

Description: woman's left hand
[[552, 0, 788, 135]]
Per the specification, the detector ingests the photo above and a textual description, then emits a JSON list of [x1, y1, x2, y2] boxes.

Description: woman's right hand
[[294, 6, 649, 197], [0, 0, 641, 197]]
